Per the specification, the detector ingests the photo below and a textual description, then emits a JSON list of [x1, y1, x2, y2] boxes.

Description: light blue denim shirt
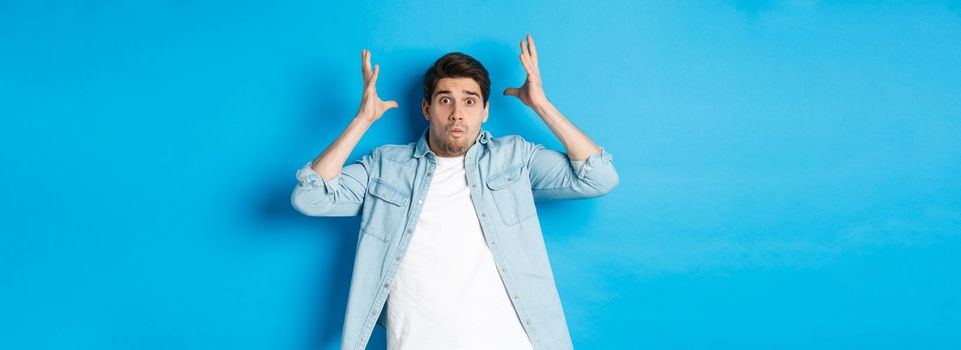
[[291, 129, 618, 349]]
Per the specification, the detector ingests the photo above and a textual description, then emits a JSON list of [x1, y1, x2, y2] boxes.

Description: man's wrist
[[530, 98, 554, 114], [353, 110, 377, 124]]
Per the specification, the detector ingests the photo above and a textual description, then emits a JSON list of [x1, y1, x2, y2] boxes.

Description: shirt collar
[[414, 128, 491, 158]]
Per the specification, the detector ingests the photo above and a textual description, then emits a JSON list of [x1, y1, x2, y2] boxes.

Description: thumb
[[384, 100, 399, 110], [503, 88, 519, 97]]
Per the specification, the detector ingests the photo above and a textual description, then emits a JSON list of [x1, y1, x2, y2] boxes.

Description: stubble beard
[[431, 125, 475, 157]]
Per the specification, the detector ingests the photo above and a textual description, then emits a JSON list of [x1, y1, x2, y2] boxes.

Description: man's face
[[422, 77, 489, 157]]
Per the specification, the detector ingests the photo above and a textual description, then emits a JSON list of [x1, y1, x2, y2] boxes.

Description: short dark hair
[[423, 52, 490, 105]]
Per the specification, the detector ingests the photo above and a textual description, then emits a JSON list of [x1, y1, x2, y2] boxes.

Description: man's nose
[[449, 102, 464, 120]]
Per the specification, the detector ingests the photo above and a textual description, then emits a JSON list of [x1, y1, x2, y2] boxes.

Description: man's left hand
[[504, 34, 549, 108]]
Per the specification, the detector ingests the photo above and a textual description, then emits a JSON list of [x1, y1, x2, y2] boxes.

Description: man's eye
[[466, 99, 474, 105], [440, 97, 450, 104]]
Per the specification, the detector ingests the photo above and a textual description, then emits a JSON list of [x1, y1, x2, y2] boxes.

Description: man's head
[[422, 52, 490, 157]]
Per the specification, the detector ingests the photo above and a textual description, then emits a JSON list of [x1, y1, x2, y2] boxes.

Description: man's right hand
[[357, 49, 398, 122]]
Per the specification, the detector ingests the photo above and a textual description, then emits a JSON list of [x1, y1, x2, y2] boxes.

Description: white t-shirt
[[386, 155, 533, 350]]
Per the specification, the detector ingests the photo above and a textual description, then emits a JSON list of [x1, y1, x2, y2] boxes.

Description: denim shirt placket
[[355, 151, 438, 349], [462, 141, 542, 347]]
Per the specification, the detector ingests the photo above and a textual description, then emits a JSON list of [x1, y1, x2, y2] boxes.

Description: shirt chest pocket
[[362, 178, 411, 242], [486, 164, 536, 226]]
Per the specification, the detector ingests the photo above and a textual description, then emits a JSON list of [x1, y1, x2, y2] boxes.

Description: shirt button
[[490, 241, 496, 245], [383, 283, 390, 288], [426, 172, 432, 176], [481, 213, 486, 217], [525, 319, 532, 325], [395, 256, 401, 261]]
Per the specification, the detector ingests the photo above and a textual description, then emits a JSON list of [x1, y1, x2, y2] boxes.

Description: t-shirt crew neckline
[[434, 155, 465, 166]]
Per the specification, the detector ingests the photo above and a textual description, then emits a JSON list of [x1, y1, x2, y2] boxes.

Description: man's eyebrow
[[433, 89, 480, 98]]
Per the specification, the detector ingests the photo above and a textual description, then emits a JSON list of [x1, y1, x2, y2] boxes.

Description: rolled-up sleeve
[[295, 162, 340, 193], [527, 145, 619, 201], [290, 155, 371, 217]]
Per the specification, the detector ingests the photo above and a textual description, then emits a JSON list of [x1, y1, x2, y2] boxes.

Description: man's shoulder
[[368, 141, 418, 165], [371, 142, 416, 154], [487, 133, 535, 147], [483, 133, 544, 167], [486, 133, 541, 155]]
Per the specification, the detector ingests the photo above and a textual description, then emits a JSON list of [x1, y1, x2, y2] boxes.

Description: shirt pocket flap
[[486, 164, 524, 191], [368, 178, 409, 207]]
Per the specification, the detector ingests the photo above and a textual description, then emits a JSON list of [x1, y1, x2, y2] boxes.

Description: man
[[291, 34, 618, 350]]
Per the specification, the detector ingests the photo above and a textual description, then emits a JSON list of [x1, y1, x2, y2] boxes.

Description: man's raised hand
[[503, 34, 549, 108], [358, 49, 398, 122]]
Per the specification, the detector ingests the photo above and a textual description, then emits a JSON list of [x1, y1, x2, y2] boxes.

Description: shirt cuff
[[570, 148, 614, 179], [296, 161, 339, 193]]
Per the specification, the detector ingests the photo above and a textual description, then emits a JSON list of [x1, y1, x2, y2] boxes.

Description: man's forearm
[[531, 100, 602, 161], [310, 113, 374, 180]]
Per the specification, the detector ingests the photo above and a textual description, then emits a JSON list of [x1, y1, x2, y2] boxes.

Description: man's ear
[[482, 101, 489, 123], [422, 99, 431, 121]]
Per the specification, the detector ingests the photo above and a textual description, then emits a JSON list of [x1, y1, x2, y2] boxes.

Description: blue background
[[2, 1, 960, 349]]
